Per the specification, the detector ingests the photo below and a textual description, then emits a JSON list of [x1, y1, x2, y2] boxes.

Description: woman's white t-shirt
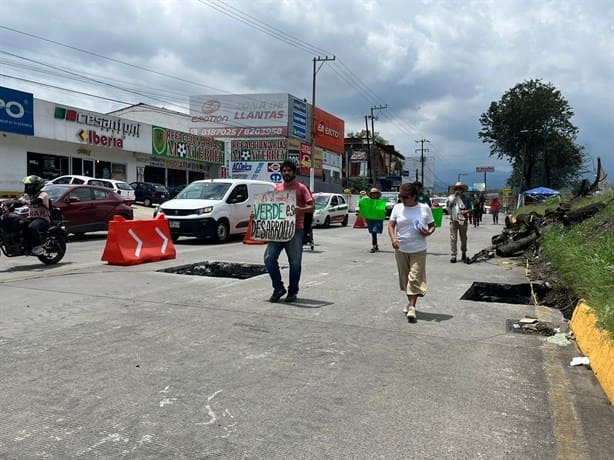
[[389, 202, 434, 253]]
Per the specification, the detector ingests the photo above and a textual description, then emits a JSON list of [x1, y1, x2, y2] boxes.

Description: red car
[[42, 184, 134, 236]]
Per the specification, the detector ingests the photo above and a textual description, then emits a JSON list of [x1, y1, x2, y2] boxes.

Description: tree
[[479, 79, 587, 190], [347, 130, 388, 145]]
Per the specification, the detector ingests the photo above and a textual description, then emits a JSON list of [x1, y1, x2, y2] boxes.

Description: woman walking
[[388, 182, 435, 323]]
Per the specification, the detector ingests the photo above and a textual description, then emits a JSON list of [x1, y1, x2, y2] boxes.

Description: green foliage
[[346, 130, 388, 145], [538, 192, 614, 334], [348, 176, 370, 194], [479, 79, 587, 190]]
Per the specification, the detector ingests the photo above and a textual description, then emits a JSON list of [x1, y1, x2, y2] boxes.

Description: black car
[[129, 181, 169, 207], [167, 184, 186, 199]]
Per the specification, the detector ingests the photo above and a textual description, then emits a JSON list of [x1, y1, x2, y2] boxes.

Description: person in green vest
[[359, 188, 387, 253], [414, 181, 431, 206]]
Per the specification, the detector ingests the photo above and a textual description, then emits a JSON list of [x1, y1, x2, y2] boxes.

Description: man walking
[[446, 182, 470, 263], [264, 160, 314, 303]]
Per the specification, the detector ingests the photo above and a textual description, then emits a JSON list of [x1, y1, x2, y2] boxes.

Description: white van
[[154, 178, 276, 242]]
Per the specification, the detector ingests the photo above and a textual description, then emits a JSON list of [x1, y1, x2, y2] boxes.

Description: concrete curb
[[570, 301, 614, 405]]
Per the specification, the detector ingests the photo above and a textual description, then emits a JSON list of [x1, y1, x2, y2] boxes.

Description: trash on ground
[[570, 356, 590, 367], [518, 316, 538, 324], [545, 332, 572, 346]]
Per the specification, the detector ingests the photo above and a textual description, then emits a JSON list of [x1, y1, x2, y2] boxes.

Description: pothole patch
[[461, 281, 547, 305], [158, 261, 268, 279], [506, 317, 556, 336]]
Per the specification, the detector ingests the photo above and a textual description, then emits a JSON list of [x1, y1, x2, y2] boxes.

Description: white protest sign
[[251, 190, 296, 242]]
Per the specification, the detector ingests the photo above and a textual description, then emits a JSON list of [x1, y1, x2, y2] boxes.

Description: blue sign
[[0, 86, 34, 135], [290, 97, 308, 141]]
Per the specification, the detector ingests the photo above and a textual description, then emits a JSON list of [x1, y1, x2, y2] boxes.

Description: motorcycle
[[0, 201, 68, 264]]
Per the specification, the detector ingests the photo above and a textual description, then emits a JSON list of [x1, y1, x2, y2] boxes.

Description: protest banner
[[251, 190, 296, 242]]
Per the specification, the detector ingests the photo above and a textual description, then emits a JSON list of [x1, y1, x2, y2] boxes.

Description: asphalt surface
[[1, 207, 613, 459]]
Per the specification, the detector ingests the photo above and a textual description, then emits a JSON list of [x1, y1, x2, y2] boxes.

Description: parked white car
[[431, 196, 450, 214], [49, 175, 135, 204], [312, 193, 349, 227]]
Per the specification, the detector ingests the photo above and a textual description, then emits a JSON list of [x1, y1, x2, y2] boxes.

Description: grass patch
[[532, 191, 614, 334]]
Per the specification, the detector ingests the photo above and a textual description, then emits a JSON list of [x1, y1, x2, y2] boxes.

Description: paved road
[[1, 212, 613, 459]]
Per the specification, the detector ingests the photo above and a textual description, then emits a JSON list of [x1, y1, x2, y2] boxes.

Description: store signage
[[0, 86, 34, 135], [55, 106, 140, 138], [77, 129, 124, 148], [231, 161, 283, 183], [189, 93, 289, 138], [230, 139, 287, 161], [152, 126, 224, 164], [314, 108, 344, 153], [299, 142, 311, 176], [290, 97, 308, 141]]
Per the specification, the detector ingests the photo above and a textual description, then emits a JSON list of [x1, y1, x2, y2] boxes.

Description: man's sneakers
[[31, 245, 44, 256], [269, 287, 287, 303], [450, 256, 457, 263], [406, 307, 417, 323], [284, 292, 297, 303]]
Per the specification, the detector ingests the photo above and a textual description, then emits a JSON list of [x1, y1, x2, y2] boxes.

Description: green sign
[[152, 126, 224, 164]]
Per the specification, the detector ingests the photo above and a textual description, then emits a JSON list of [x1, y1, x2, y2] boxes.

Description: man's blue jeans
[[264, 229, 304, 294]]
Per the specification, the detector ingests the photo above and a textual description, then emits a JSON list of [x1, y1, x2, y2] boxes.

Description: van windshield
[[177, 182, 231, 200]]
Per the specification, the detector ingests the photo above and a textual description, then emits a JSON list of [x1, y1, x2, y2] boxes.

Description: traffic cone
[[243, 216, 267, 245], [353, 214, 368, 229]]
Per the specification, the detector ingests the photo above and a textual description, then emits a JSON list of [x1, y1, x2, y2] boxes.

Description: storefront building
[[0, 85, 223, 196]]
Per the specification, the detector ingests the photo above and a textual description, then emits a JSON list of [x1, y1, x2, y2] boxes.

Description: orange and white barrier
[[101, 214, 176, 266], [243, 216, 267, 245], [353, 215, 368, 228]]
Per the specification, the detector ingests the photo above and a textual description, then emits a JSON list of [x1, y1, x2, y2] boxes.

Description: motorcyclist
[[10, 176, 51, 255]]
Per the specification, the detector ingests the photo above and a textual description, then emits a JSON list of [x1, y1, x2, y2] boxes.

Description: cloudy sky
[[1, 0, 612, 190]]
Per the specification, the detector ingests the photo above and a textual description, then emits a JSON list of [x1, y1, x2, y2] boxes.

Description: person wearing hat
[[358, 188, 386, 252], [446, 182, 470, 263]]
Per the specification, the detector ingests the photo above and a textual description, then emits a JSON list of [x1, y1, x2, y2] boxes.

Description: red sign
[[314, 108, 344, 153], [300, 142, 311, 176]]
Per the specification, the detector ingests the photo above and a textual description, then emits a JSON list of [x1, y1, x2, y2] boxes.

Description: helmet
[[23, 175, 44, 195]]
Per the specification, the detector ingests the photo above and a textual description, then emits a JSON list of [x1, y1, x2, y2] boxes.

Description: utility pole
[[310, 55, 335, 192], [415, 139, 430, 184], [365, 115, 372, 185], [369, 104, 387, 181]]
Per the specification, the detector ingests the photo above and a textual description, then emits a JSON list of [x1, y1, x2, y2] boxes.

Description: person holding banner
[[388, 182, 435, 323], [359, 188, 386, 253], [264, 160, 314, 303]]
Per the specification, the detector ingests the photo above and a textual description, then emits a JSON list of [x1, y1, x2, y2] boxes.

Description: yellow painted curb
[[570, 302, 614, 405]]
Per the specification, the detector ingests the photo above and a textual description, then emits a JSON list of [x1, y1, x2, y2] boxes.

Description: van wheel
[[341, 215, 349, 227], [324, 216, 331, 227], [214, 219, 229, 243], [144, 198, 152, 207]]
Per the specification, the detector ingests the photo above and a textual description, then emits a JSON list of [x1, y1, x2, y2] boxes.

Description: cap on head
[[368, 187, 381, 197]]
